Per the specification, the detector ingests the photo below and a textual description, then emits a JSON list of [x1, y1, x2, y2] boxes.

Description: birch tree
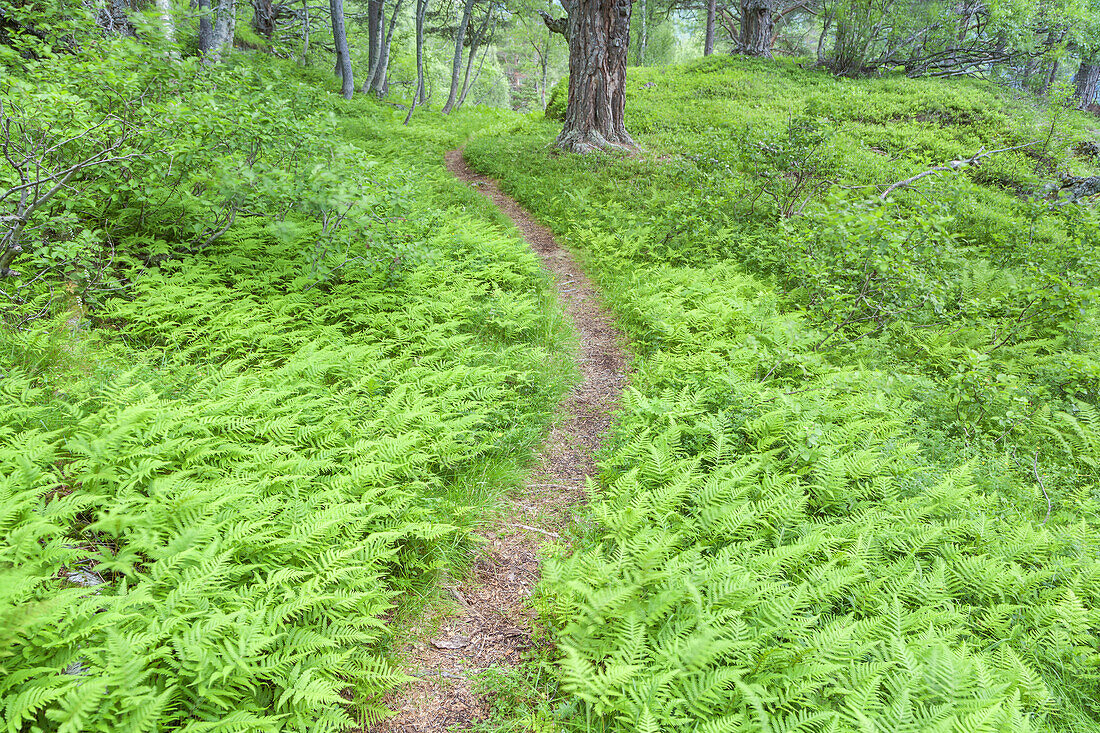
[[330, 0, 354, 99], [209, 0, 237, 61], [442, 0, 478, 113], [154, 0, 176, 44]]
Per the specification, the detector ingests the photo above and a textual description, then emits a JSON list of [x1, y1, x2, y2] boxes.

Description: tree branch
[[878, 142, 1038, 200]]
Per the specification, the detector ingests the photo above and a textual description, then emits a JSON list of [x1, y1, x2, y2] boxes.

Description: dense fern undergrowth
[[1, 42, 572, 731], [467, 56, 1100, 732]]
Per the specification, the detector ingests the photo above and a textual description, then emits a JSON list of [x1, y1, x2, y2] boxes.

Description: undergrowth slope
[[467, 56, 1100, 732], [0, 48, 571, 731]]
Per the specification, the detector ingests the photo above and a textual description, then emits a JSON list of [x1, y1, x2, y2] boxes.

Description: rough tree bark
[[197, 0, 214, 54], [704, 0, 716, 55], [1075, 60, 1100, 108], [251, 0, 275, 38], [330, 0, 354, 99], [736, 0, 774, 57], [442, 0, 477, 113], [554, 0, 634, 153], [366, 0, 382, 87], [210, 0, 236, 61]]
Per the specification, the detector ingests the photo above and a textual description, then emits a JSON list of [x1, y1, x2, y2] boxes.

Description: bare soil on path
[[368, 150, 628, 731]]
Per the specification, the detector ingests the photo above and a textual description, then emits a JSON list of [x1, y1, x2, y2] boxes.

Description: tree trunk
[[210, 0, 236, 61], [458, 42, 488, 108], [415, 0, 427, 104], [154, 0, 176, 44], [540, 32, 549, 108], [251, 0, 275, 38], [198, 0, 214, 53], [456, 11, 492, 108], [442, 0, 476, 113], [369, 0, 404, 96], [301, 0, 309, 60], [704, 0, 716, 55], [556, 0, 634, 153], [1075, 61, 1100, 108], [736, 0, 773, 57], [366, 0, 382, 88], [330, 0, 354, 99], [635, 0, 646, 65]]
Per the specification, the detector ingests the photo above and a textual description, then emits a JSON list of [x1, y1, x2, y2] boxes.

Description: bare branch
[[878, 142, 1038, 200]]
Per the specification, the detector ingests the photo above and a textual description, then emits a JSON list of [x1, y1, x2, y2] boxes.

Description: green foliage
[[545, 77, 568, 121], [0, 41, 572, 731], [467, 57, 1100, 731]]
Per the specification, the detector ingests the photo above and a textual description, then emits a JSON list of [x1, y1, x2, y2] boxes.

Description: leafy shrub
[[545, 77, 568, 121]]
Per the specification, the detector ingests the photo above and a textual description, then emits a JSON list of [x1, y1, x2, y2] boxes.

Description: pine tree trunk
[[704, 0, 716, 55], [330, 0, 354, 99], [556, 0, 634, 153], [736, 0, 773, 57], [1075, 61, 1100, 107], [442, 0, 476, 113]]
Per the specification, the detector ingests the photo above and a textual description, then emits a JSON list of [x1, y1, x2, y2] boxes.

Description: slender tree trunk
[[154, 0, 176, 44], [556, 0, 634, 152], [458, 39, 489, 108], [369, 0, 404, 96], [1042, 58, 1059, 96], [455, 9, 490, 104], [704, 0, 716, 55], [736, 0, 774, 57], [366, 0, 382, 88], [1075, 60, 1100, 107], [330, 0, 354, 98], [198, 0, 214, 53], [540, 34, 549, 107], [301, 0, 309, 60], [457, 13, 491, 108], [415, 0, 427, 104], [634, 0, 647, 66], [210, 0, 236, 61], [442, 0, 477, 114]]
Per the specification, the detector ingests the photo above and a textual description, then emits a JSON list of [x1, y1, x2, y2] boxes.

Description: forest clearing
[[3, 1, 1100, 731]]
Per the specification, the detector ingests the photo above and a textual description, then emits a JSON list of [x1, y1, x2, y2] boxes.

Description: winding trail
[[370, 151, 628, 731]]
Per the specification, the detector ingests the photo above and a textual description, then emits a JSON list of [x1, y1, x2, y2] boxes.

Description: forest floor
[[369, 150, 628, 731]]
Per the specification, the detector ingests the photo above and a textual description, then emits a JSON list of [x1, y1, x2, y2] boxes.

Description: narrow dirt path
[[369, 151, 627, 731]]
